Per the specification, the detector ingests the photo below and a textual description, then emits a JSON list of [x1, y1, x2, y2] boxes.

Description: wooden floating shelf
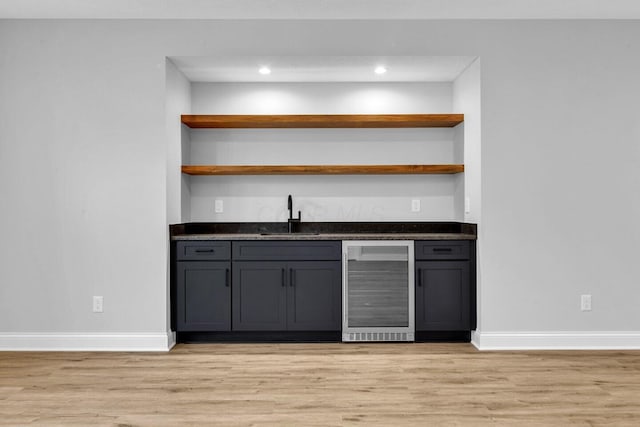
[[181, 114, 464, 129], [182, 164, 464, 176]]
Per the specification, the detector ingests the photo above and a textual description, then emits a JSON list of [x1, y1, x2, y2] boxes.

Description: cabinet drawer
[[232, 241, 341, 261], [415, 241, 470, 260], [176, 241, 231, 261]]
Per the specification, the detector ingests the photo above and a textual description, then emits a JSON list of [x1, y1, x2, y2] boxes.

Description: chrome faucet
[[287, 194, 301, 233]]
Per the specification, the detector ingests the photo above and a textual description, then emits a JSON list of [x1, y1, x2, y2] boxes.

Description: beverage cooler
[[342, 241, 415, 342]]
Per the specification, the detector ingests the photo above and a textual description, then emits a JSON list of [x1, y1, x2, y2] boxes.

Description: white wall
[[477, 21, 640, 348], [187, 82, 461, 222], [0, 20, 170, 350], [191, 82, 453, 114], [1, 19, 639, 350], [453, 59, 481, 225], [165, 59, 191, 225]]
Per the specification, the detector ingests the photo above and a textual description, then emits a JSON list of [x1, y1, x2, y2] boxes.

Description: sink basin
[[260, 232, 320, 236]]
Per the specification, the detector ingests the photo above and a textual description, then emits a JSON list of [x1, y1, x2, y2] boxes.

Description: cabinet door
[[176, 261, 231, 331], [287, 261, 342, 331], [232, 261, 287, 331], [415, 261, 470, 331]]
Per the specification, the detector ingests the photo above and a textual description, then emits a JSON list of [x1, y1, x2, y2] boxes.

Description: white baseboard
[[0, 331, 176, 352], [472, 331, 640, 350], [7, 331, 639, 351]]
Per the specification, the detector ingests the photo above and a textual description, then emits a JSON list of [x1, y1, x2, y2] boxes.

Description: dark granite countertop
[[170, 222, 477, 241]]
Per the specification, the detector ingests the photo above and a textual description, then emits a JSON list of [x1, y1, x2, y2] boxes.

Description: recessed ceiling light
[[258, 66, 271, 75], [374, 66, 387, 75]]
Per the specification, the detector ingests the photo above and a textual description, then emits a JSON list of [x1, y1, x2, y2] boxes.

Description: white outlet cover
[[93, 296, 104, 313], [411, 199, 421, 212], [214, 199, 224, 213]]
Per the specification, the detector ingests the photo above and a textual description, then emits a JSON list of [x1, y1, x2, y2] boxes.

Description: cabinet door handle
[[281, 268, 286, 287], [417, 268, 422, 287], [195, 249, 215, 253], [433, 247, 452, 252], [225, 268, 230, 287], [290, 268, 295, 287]]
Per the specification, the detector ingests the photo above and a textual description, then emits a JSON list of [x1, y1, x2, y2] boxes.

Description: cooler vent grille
[[343, 332, 414, 342]]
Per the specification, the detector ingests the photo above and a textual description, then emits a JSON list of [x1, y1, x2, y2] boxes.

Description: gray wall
[[1, 19, 639, 349]]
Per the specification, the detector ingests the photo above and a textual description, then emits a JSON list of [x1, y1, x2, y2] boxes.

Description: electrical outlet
[[581, 294, 592, 311], [411, 199, 421, 212], [93, 296, 103, 313], [214, 199, 223, 213]]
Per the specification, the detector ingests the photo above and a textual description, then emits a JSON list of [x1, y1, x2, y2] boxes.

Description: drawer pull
[[433, 247, 453, 252], [417, 269, 422, 287], [281, 268, 286, 287], [195, 249, 215, 253], [225, 268, 230, 287]]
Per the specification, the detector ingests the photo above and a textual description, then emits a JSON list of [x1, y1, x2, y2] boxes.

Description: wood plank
[[1, 344, 640, 426], [181, 164, 465, 175], [181, 114, 464, 128]]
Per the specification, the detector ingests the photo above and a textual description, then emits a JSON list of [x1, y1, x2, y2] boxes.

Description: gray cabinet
[[232, 261, 287, 331], [287, 261, 342, 331], [172, 238, 475, 339], [232, 241, 341, 261], [176, 241, 231, 261], [232, 242, 342, 331], [176, 242, 231, 331], [415, 241, 472, 331]]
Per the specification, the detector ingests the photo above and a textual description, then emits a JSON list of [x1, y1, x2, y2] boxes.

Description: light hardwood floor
[[1, 343, 640, 426]]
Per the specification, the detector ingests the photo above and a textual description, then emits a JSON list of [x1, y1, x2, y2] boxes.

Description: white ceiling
[[171, 56, 477, 83], [2, 0, 640, 19]]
